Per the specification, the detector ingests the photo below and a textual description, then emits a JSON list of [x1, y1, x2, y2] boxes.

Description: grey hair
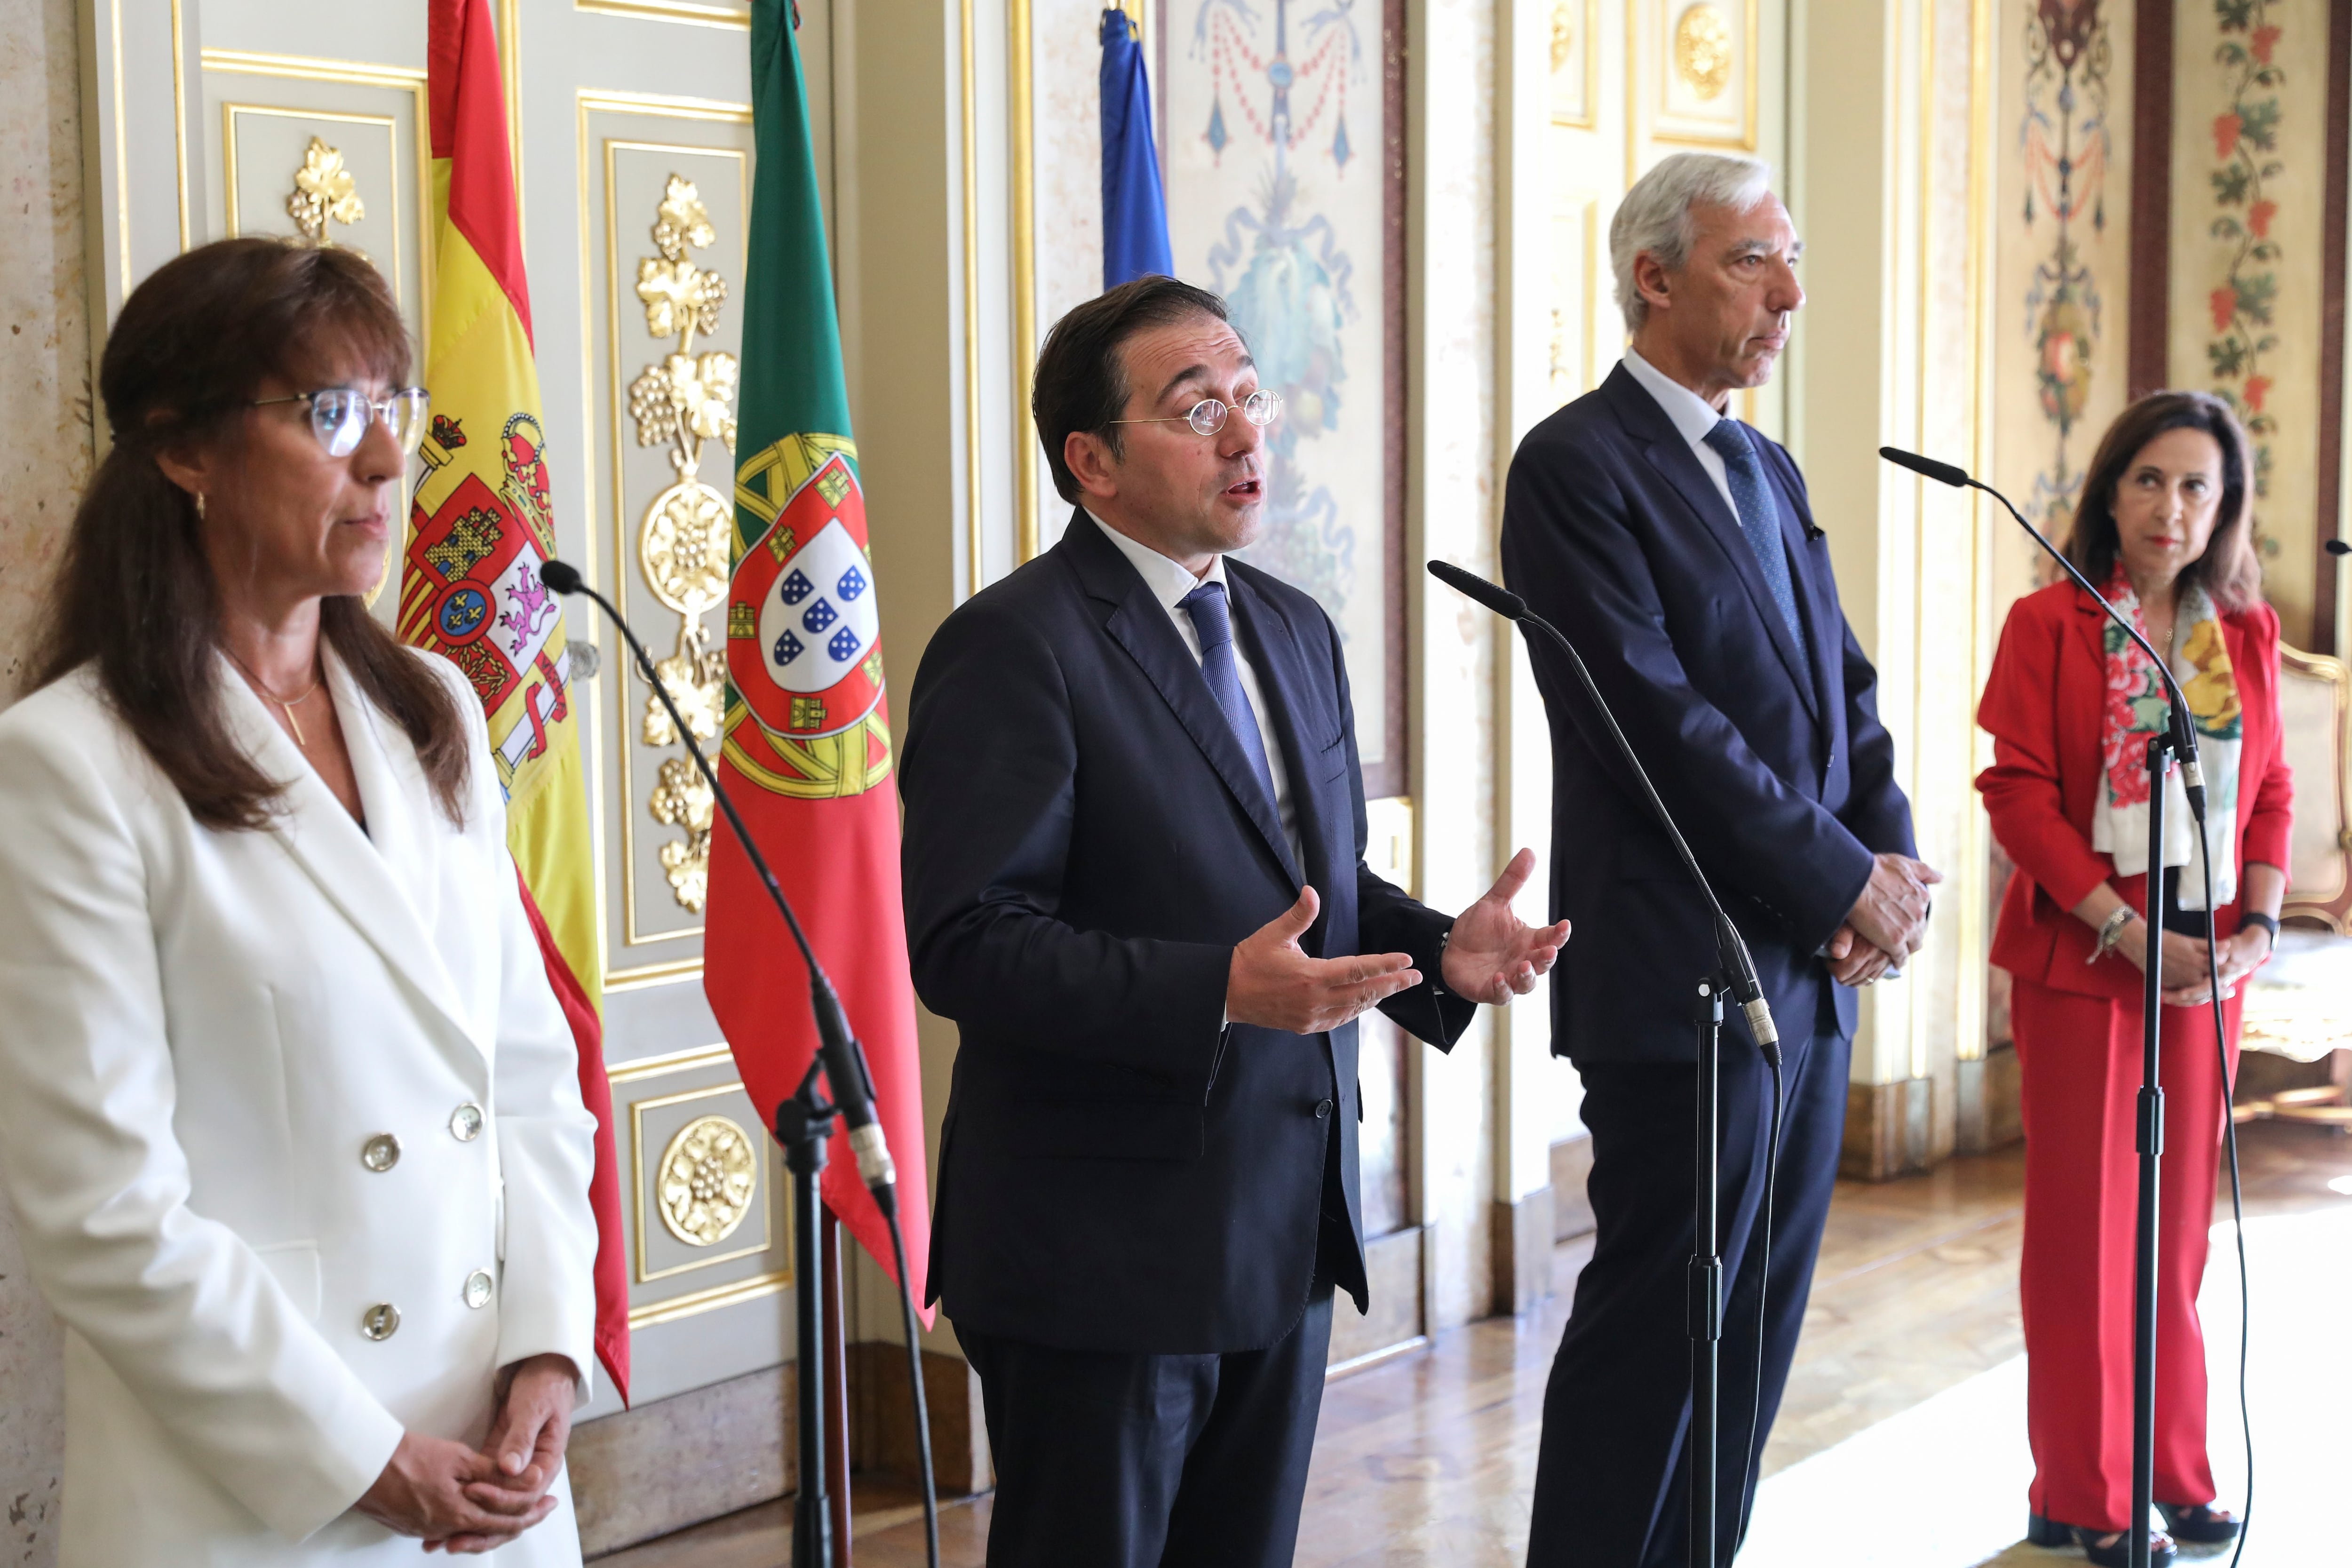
[[1609, 152, 1777, 333]]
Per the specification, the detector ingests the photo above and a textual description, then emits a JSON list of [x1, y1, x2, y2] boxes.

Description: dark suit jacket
[[902, 511, 1473, 1355], [1498, 364, 1915, 1063]]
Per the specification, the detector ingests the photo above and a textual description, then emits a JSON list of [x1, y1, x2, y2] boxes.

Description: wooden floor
[[597, 1120, 2352, 1568]]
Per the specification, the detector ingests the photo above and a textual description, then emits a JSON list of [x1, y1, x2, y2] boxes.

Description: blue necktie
[[1178, 581, 1279, 809], [1701, 421, 1806, 655]]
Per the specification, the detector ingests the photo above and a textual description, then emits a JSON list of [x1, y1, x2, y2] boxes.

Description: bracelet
[[2087, 905, 2137, 965], [2239, 911, 2279, 951]]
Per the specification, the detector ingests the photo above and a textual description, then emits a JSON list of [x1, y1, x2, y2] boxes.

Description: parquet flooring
[[597, 1120, 2352, 1568]]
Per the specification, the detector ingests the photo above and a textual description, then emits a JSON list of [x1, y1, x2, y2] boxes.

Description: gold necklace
[[225, 648, 325, 746]]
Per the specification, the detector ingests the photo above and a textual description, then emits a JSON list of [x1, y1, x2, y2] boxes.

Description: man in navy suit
[[901, 276, 1569, 1568], [1501, 153, 1939, 1566]]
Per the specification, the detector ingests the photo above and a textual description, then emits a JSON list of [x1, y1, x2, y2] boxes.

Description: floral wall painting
[[2201, 0, 2284, 493], [2018, 0, 2115, 539], [2169, 0, 2330, 647], [1161, 0, 1393, 773]]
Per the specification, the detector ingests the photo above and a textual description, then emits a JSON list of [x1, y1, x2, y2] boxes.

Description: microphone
[[1876, 448, 2209, 822], [1875, 446, 1970, 489], [1425, 561, 1780, 1058], [1428, 559, 1528, 619], [2327, 539, 2349, 556], [538, 559, 900, 1206]]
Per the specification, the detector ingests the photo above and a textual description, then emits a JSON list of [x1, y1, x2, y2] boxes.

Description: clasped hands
[[355, 1353, 578, 1554], [1227, 848, 1570, 1033], [1824, 852, 1943, 987], [2127, 921, 2272, 1007]]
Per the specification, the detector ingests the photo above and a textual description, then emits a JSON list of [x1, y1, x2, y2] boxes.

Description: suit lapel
[[1605, 370, 1817, 713], [1065, 515, 1303, 890], [2072, 582, 2113, 673], [220, 653, 488, 1066]]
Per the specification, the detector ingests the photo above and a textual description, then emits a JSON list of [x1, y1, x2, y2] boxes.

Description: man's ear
[[1633, 250, 1674, 315], [1064, 429, 1120, 503]]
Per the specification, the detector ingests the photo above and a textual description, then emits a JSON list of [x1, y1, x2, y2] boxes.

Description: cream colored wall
[[1410, 0, 1507, 1329], [0, 0, 84, 1558], [1784, 0, 1997, 1138]]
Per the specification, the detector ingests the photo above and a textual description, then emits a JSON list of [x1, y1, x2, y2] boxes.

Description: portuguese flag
[[707, 0, 930, 1316], [405, 0, 630, 1400]]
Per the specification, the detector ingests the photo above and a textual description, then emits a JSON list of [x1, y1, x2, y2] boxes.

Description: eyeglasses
[[1105, 389, 1283, 438], [251, 386, 431, 458]]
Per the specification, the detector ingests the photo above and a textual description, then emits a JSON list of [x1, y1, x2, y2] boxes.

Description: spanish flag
[[404, 0, 630, 1402]]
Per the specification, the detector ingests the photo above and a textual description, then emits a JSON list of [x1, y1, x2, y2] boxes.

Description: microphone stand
[[541, 561, 939, 1568], [1878, 450, 2204, 1568], [1427, 561, 1780, 1568]]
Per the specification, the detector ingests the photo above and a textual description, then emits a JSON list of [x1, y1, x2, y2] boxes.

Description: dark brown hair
[[2063, 390, 2263, 613], [1032, 274, 1232, 503], [33, 237, 470, 830]]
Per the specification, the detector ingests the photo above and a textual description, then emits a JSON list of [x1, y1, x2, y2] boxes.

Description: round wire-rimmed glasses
[[251, 386, 431, 458], [1105, 389, 1283, 438]]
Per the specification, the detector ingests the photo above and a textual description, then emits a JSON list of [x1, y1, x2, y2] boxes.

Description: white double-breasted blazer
[[0, 649, 599, 1566]]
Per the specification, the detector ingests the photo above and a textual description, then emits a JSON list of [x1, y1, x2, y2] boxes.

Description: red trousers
[[2011, 976, 2240, 1531]]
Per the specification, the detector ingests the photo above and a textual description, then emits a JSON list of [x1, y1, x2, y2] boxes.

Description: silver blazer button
[[464, 1269, 494, 1310], [360, 1303, 401, 1341], [450, 1102, 485, 1142], [361, 1134, 401, 1172]]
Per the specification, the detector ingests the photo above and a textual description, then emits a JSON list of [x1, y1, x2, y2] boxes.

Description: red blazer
[[1977, 581, 2294, 1002]]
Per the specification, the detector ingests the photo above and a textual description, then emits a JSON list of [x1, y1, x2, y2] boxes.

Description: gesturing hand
[[1228, 886, 1422, 1034], [1847, 853, 1941, 958], [1440, 848, 1571, 1005], [357, 1433, 555, 1551], [433, 1354, 580, 1554]]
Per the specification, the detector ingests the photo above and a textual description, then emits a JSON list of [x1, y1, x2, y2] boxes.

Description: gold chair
[[2238, 645, 2352, 1125]]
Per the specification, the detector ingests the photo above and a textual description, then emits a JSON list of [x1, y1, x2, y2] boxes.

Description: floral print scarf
[[2088, 566, 2242, 909]]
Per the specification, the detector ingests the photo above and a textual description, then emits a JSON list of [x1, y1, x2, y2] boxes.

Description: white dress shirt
[[1088, 510, 1303, 873], [1621, 347, 1743, 524]]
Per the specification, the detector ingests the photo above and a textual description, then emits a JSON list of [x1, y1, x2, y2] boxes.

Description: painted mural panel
[[2168, 0, 2329, 648], [1993, 0, 2137, 610], [1160, 0, 1391, 771]]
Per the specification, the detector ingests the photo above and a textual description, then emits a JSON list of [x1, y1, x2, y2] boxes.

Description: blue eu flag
[[1100, 8, 1173, 288]]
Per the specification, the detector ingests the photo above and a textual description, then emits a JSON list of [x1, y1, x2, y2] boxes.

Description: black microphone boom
[[537, 558, 897, 1201], [1423, 560, 1778, 1056], [543, 557, 941, 1568], [2327, 538, 2349, 556], [1876, 446, 2209, 819], [1875, 445, 1971, 489]]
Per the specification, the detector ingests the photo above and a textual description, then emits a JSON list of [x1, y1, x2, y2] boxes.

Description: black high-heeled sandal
[[2027, 1512, 2177, 1568], [2156, 1501, 2240, 1544]]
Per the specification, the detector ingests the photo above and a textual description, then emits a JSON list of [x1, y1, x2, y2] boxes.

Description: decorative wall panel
[[1991, 0, 2133, 561], [1552, 0, 1598, 126], [611, 1044, 789, 1325], [1160, 0, 1402, 784], [2168, 0, 2333, 647], [199, 52, 430, 342], [578, 94, 754, 986], [1634, 0, 1757, 154]]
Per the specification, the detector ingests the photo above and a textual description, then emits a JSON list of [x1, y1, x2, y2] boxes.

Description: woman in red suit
[[1978, 390, 2291, 1568]]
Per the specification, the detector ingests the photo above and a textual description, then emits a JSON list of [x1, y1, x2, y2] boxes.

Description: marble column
[[0, 0, 92, 1561]]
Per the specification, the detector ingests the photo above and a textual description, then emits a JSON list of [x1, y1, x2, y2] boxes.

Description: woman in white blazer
[[0, 239, 600, 1563]]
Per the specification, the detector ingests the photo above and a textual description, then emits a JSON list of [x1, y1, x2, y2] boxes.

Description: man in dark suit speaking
[[902, 276, 1567, 1568], [1501, 153, 1940, 1566]]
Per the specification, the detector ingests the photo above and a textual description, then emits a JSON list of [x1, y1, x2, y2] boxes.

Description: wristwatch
[[2239, 910, 2280, 951], [2088, 905, 2136, 965]]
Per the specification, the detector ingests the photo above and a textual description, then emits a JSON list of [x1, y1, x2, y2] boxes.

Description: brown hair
[[32, 237, 470, 830], [1032, 274, 1232, 503], [2063, 390, 2263, 613]]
